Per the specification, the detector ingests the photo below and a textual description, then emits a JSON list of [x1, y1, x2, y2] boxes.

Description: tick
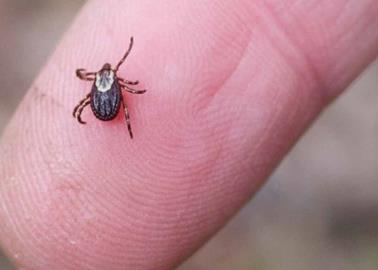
[[73, 37, 146, 139]]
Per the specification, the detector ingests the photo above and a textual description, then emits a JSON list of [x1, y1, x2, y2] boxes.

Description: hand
[[0, 0, 377, 269]]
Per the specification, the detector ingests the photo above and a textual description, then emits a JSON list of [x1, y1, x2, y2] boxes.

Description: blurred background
[[0, 1, 377, 270]]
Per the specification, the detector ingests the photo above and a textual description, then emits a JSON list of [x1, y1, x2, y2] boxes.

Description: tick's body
[[73, 37, 146, 138], [91, 70, 121, 121]]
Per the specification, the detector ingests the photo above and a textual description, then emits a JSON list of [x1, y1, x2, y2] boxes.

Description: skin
[[0, 0, 377, 269]]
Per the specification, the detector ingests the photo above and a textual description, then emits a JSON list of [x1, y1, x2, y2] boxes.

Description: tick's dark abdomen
[[90, 81, 121, 121]]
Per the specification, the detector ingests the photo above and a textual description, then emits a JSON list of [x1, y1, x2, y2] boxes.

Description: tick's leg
[[76, 100, 91, 124], [120, 82, 146, 94], [121, 85, 147, 94], [73, 94, 90, 117], [114, 37, 134, 72], [125, 80, 139, 85], [76, 68, 96, 81], [121, 99, 133, 139], [118, 77, 139, 85]]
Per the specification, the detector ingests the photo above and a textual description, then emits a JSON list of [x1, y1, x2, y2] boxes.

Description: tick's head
[[101, 63, 112, 71], [96, 66, 115, 92]]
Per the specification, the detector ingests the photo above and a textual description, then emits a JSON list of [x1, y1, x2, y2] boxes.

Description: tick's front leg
[[76, 69, 96, 81]]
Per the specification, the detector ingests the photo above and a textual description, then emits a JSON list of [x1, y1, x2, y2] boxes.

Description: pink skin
[[0, 0, 377, 269]]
